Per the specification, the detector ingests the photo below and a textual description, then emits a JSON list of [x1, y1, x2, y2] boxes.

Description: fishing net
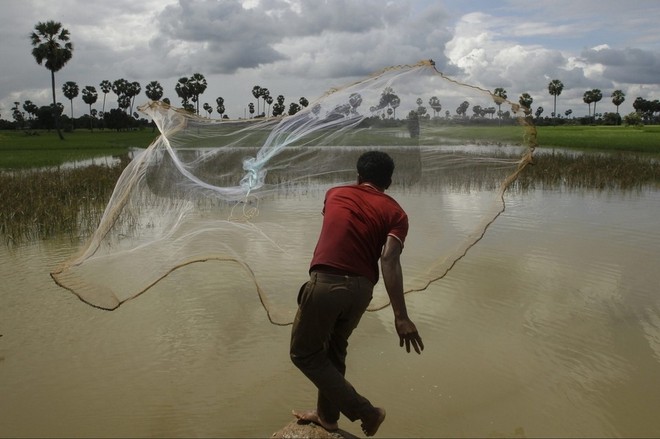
[[51, 60, 536, 325]]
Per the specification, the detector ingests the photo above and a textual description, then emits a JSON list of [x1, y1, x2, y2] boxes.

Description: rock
[[272, 420, 358, 438]]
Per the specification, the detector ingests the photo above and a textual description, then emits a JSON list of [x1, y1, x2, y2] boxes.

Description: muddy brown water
[[1, 186, 659, 437]]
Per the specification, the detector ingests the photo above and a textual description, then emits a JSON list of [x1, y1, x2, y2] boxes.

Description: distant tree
[[288, 102, 301, 115], [30, 20, 73, 140], [12, 102, 25, 128], [535, 106, 544, 118], [590, 89, 603, 116], [145, 80, 163, 101], [23, 100, 39, 122], [565, 109, 573, 118], [126, 81, 141, 115], [252, 85, 262, 116], [265, 95, 273, 117], [248, 102, 255, 118], [112, 79, 129, 109], [518, 93, 533, 116], [99, 80, 112, 115], [349, 93, 362, 113], [456, 100, 469, 117], [272, 95, 286, 117], [104, 108, 133, 131], [623, 111, 642, 126], [175, 77, 192, 110], [299, 97, 309, 108], [548, 79, 564, 119], [62, 81, 79, 123], [81, 85, 98, 130], [492, 88, 507, 120], [203, 102, 212, 117], [261, 88, 270, 116], [611, 90, 625, 114], [406, 110, 420, 138], [428, 96, 442, 117], [415, 97, 427, 118], [188, 73, 207, 114], [118, 95, 131, 113], [583, 90, 595, 117], [216, 97, 225, 118]]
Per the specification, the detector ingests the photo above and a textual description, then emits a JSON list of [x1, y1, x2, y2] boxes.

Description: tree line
[[3, 20, 659, 136]]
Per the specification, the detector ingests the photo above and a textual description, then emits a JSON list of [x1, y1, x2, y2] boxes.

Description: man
[[290, 150, 424, 437]]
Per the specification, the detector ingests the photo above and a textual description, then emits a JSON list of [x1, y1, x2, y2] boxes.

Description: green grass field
[[0, 129, 159, 169], [1, 124, 659, 169]]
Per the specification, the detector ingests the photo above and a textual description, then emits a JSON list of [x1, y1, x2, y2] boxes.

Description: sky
[[1, 0, 658, 120]]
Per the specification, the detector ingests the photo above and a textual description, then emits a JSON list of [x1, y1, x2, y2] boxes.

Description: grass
[[2, 124, 659, 169], [535, 125, 660, 153], [0, 129, 158, 169]]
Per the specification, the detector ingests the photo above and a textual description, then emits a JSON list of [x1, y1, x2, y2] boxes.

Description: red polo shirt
[[310, 183, 408, 284]]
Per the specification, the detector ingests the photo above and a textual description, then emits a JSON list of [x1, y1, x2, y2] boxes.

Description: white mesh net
[[51, 60, 536, 325]]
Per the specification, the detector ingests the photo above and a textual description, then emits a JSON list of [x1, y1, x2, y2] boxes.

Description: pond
[[1, 164, 659, 438]]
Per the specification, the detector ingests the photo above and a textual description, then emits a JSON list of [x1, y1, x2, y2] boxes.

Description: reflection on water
[[1, 187, 660, 437]]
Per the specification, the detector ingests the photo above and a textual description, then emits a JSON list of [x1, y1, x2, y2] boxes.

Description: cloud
[[580, 46, 660, 85]]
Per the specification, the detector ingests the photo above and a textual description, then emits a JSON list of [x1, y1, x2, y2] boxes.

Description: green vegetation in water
[[535, 125, 660, 153], [0, 129, 158, 169], [0, 160, 127, 245]]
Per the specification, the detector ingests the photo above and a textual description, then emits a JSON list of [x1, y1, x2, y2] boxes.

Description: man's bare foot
[[292, 409, 339, 432], [361, 407, 386, 437]]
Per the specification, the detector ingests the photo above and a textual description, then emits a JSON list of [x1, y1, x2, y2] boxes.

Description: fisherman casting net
[[51, 60, 536, 325]]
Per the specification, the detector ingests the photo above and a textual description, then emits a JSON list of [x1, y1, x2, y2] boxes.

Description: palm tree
[[112, 79, 129, 110], [265, 95, 273, 117], [175, 77, 192, 110], [216, 97, 225, 119], [518, 93, 533, 116], [82, 86, 98, 131], [30, 20, 74, 140], [201, 103, 211, 117], [428, 96, 442, 117], [590, 89, 602, 117], [493, 88, 507, 124], [611, 90, 625, 114], [127, 81, 141, 115], [583, 90, 594, 117], [261, 88, 270, 117], [99, 80, 112, 127], [145, 80, 163, 101], [548, 79, 564, 119], [252, 85, 262, 116], [188, 73, 207, 114], [62, 81, 79, 122]]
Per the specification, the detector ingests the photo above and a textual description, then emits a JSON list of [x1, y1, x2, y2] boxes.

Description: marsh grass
[[0, 162, 125, 245], [516, 151, 660, 191]]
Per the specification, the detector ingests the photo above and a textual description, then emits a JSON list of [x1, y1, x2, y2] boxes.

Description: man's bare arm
[[381, 235, 424, 354]]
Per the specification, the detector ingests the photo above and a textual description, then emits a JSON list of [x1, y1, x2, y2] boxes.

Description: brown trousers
[[290, 271, 375, 423]]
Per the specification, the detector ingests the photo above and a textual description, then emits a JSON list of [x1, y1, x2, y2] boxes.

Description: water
[[1, 187, 660, 438]]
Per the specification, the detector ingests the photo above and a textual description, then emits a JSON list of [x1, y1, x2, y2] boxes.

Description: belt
[[311, 265, 358, 277]]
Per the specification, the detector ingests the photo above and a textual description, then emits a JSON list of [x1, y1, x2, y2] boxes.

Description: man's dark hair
[[357, 151, 394, 189]]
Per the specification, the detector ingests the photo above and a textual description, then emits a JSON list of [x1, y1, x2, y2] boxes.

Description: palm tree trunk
[[51, 70, 64, 140]]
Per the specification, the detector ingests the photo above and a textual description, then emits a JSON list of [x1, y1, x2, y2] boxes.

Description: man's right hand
[[395, 317, 424, 354]]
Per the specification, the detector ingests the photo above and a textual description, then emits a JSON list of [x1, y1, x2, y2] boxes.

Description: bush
[[623, 112, 643, 127]]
